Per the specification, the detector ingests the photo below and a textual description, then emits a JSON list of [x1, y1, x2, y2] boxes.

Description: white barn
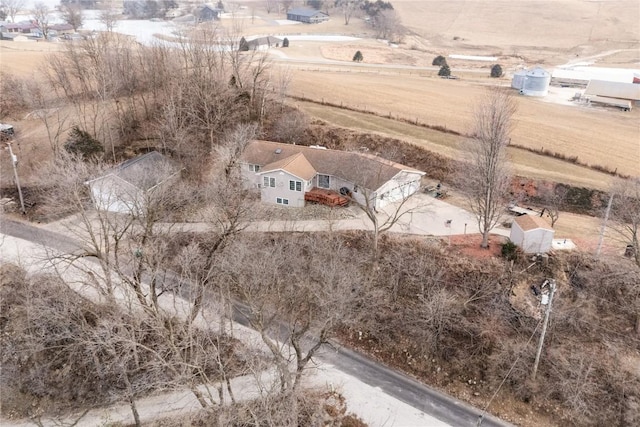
[[510, 214, 555, 254]]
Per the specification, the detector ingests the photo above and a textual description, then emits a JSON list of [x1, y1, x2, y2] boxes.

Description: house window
[[276, 198, 289, 205], [263, 176, 275, 187], [249, 164, 260, 172], [318, 174, 330, 189], [289, 180, 302, 191]]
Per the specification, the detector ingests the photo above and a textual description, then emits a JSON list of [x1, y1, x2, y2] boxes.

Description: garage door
[[377, 181, 420, 208]]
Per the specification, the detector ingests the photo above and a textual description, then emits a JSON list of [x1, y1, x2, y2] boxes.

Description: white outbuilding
[[510, 214, 555, 254], [86, 152, 180, 216]]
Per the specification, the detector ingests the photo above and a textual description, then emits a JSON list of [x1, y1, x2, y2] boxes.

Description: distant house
[[246, 36, 282, 51], [510, 214, 554, 254], [196, 5, 223, 22], [49, 23, 75, 37], [286, 8, 329, 24], [241, 140, 425, 208], [1, 33, 30, 41], [85, 152, 180, 215], [0, 21, 38, 34]]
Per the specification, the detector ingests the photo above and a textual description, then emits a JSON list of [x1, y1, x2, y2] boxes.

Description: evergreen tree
[[432, 55, 447, 66], [64, 126, 104, 160], [438, 64, 451, 77], [490, 64, 503, 78]]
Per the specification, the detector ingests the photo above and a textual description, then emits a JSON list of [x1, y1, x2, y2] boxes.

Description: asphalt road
[[0, 216, 514, 427]]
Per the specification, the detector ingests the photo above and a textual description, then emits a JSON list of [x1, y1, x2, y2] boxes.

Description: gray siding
[[260, 170, 309, 207]]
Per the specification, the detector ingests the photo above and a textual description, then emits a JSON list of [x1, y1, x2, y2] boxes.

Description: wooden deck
[[304, 187, 349, 207]]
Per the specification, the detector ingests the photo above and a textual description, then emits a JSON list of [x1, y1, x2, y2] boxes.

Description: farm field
[[287, 68, 640, 178], [393, 0, 640, 61], [296, 100, 617, 191]]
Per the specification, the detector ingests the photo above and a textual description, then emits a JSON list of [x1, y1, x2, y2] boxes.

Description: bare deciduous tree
[[60, 4, 83, 32], [336, 0, 362, 25], [460, 88, 516, 248], [1, 0, 25, 22], [265, 0, 276, 14], [372, 9, 405, 43], [99, 7, 119, 32], [609, 177, 640, 266], [280, 0, 294, 13], [345, 156, 424, 260], [218, 233, 366, 403], [32, 2, 50, 39], [539, 183, 567, 227], [23, 78, 70, 155], [272, 109, 309, 145]]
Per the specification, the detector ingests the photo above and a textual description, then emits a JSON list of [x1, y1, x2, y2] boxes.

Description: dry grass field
[[287, 68, 639, 178], [296, 100, 618, 190], [0, 41, 63, 74], [393, 0, 640, 62]]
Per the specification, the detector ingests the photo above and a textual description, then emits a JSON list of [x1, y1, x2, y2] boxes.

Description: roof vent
[[275, 148, 282, 154], [309, 145, 327, 150]]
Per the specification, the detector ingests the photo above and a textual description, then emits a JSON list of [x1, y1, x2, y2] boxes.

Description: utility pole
[[532, 279, 556, 380], [595, 192, 614, 258], [5, 142, 26, 215]]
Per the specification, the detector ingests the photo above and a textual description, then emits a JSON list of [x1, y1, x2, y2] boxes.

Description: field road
[[0, 215, 514, 427], [268, 48, 490, 74]]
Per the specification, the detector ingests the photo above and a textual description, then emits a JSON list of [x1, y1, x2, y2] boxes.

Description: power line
[[476, 318, 542, 426]]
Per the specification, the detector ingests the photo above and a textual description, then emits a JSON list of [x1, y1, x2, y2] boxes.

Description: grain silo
[[522, 67, 551, 97], [511, 69, 527, 90]]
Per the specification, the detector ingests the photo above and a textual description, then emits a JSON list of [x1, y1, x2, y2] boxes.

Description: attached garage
[[375, 172, 422, 209], [510, 215, 554, 254]]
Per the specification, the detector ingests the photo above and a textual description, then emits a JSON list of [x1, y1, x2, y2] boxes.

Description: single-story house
[[49, 23, 75, 36], [85, 151, 180, 215], [241, 140, 425, 209], [246, 36, 282, 51], [0, 21, 38, 34], [1, 32, 30, 41], [196, 5, 223, 22], [286, 8, 329, 24], [510, 214, 555, 254]]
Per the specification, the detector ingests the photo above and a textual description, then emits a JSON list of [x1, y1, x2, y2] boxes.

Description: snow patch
[[449, 54, 498, 61]]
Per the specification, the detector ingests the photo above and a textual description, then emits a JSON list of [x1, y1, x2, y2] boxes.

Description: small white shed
[[510, 214, 554, 253]]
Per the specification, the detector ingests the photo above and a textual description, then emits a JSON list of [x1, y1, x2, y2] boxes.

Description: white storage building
[[510, 214, 555, 254]]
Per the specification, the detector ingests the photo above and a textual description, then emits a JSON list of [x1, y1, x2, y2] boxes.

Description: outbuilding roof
[[247, 36, 282, 47], [514, 214, 553, 232], [242, 140, 424, 191], [585, 80, 640, 101], [287, 8, 328, 17], [87, 151, 178, 191]]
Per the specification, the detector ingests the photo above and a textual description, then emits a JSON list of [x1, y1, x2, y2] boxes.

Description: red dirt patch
[[447, 233, 507, 259]]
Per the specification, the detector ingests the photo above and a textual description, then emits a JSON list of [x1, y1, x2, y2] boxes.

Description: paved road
[[0, 215, 514, 427]]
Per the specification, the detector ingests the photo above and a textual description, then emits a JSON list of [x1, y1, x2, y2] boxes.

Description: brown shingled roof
[[242, 141, 424, 191], [514, 214, 553, 231], [261, 152, 316, 181]]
